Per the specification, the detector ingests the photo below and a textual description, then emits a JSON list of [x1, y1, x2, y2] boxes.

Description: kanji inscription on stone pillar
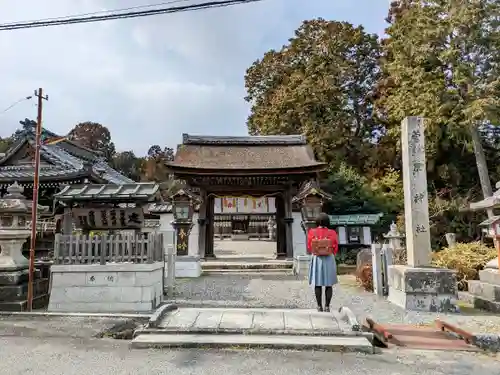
[[401, 116, 431, 267]]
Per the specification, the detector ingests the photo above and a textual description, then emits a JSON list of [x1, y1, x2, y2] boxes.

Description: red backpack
[[310, 229, 334, 256]]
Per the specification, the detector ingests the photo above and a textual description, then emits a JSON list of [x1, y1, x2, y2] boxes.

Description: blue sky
[[0, 0, 389, 155]]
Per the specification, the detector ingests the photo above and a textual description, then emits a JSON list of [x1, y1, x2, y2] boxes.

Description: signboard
[[72, 207, 144, 229]]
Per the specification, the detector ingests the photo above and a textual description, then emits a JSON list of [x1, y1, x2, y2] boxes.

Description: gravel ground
[[0, 315, 139, 338], [1, 335, 499, 375], [170, 274, 500, 335]]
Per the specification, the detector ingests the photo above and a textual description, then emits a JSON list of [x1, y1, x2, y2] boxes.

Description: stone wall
[[48, 262, 164, 312]]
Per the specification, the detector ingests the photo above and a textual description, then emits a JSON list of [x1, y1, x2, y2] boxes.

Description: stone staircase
[[201, 258, 293, 275], [131, 305, 374, 352]]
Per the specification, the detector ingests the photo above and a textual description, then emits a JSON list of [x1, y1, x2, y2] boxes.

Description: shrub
[[432, 241, 497, 291], [356, 264, 373, 292]]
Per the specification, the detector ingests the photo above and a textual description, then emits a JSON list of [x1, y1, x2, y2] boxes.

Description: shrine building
[[166, 134, 327, 259]]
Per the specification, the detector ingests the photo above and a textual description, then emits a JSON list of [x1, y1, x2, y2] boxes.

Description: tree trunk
[[470, 124, 495, 218]]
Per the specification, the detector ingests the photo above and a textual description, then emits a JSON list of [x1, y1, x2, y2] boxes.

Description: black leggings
[[314, 286, 333, 308]]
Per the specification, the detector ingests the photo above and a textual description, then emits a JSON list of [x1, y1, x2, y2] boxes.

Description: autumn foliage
[[243, 4, 500, 248]]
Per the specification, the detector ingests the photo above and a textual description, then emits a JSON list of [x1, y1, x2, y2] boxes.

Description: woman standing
[[307, 212, 339, 312]]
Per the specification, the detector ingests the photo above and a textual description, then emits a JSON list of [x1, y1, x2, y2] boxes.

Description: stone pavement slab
[[219, 310, 254, 329], [284, 310, 313, 330], [194, 310, 223, 329], [252, 311, 285, 330], [157, 307, 350, 333], [159, 308, 199, 329]]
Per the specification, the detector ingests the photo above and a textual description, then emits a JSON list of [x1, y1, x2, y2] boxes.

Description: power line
[[0, 0, 190, 26], [0, 96, 33, 114], [0, 0, 263, 31]]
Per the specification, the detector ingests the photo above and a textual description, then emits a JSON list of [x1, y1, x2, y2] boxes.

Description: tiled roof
[[479, 215, 500, 226], [183, 134, 307, 145], [292, 180, 333, 203], [54, 182, 160, 202], [0, 127, 134, 184], [329, 213, 383, 226], [0, 165, 85, 180], [168, 134, 325, 171]]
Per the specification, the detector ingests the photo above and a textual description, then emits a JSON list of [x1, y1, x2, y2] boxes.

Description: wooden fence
[[53, 233, 164, 265]]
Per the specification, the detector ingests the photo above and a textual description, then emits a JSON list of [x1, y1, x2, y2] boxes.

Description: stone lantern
[[0, 181, 49, 311], [291, 181, 333, 276], [479, 216, 500, 271], [0, 182, 36, 269], [383, 221, 404, 251], [170, 189, 196, 256], [301, 194, 323, 229], [294, 181, 332, 232]]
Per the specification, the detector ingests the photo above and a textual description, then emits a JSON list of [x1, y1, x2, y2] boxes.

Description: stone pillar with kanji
[[387, 117, 458, 312]]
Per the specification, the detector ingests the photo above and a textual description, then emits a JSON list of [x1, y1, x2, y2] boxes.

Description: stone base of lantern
[[387, 265, 458, 312], [467, 269, 500, 313], [0, 267, 50, 311]]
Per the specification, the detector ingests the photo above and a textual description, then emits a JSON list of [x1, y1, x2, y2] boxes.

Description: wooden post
[[27, 87, 48, 311], [100, 235, 107, 265]]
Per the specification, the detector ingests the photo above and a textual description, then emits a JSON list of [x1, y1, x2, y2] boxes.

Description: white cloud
[[0, 0, 388, 156]]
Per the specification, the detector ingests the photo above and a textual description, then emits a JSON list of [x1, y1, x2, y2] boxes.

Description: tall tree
[[68, 122, 116, 161], [377, 0, 500, 207], [111, 151, 144, 182], [144, 145, 174, 181], [244, 19, 382, 169], [0, 137, 11, 153]]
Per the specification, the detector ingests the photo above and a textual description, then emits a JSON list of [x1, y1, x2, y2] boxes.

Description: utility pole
[[27, 88, 48, 312]]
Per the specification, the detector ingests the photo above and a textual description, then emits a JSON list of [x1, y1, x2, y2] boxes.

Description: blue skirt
[[308, 254, 338, 287]]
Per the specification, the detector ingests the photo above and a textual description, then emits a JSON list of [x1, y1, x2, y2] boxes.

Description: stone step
[[153, 307, 355, 332], [131, 333, 374, 353], [202, 261, 292, 270], [472, 295, 500, 314], [468, 280, 500, 302], [479, 269, 500, 286], [202, 269, 292, 275]]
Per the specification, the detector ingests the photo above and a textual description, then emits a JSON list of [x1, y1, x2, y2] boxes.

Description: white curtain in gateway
[[215, 196, 277, 214], [214, 197, 223, 214], [221, 197, 238, 213], [267, 197, 276, 213]]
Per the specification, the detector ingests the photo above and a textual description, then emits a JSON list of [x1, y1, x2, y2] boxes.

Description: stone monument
[[0, 182, 49, 311], [387, 117, 457, 312]]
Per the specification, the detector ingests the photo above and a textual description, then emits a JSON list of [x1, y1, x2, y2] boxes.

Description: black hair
[[315, 212, 330, 228]]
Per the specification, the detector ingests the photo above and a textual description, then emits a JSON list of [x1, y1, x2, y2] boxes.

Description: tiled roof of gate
[[0, 124, 134, 184], [167, 134, 326, 171], [54, 182, 160, 201]]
